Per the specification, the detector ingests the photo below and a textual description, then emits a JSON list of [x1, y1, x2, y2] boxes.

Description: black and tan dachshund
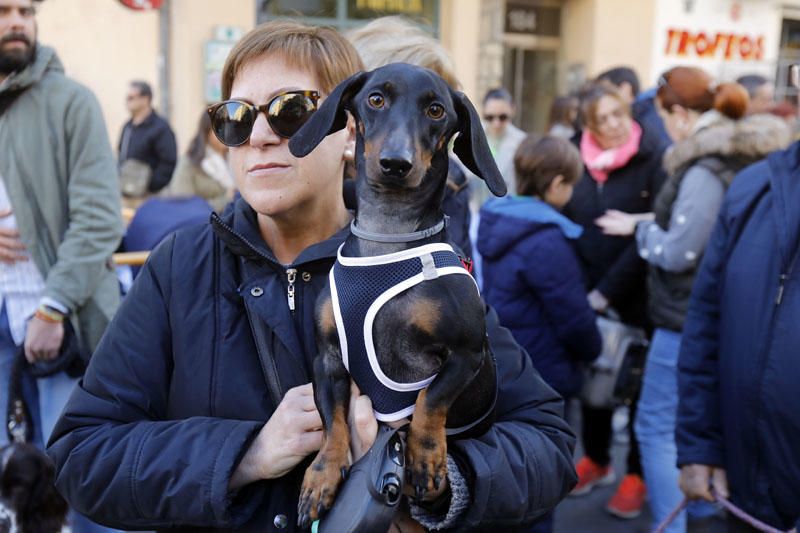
[[289, 63, 507, 527]]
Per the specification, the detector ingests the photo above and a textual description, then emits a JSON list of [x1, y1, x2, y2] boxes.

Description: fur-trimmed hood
[[664, 111, 792, 176]]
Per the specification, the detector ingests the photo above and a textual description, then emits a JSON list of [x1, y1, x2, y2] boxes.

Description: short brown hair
[[221, 21, 365, 100], [515, 135, 583, 198], [578, 81, 630, 131]]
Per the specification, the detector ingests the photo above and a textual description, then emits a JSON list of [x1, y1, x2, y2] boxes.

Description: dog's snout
[[379, 153, 413, 178]]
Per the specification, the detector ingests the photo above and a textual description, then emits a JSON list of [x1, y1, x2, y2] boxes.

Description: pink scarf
[[580, 120, 642, 184]]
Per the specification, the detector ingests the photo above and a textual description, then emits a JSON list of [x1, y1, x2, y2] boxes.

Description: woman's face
[[228, 53, 352, 218], [656, 98, 696, 143], [589, 95, 632, 149], [483, 98, 514, 137]]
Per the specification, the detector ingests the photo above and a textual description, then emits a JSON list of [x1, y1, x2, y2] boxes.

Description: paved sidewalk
[[554, 403, 653, 533]]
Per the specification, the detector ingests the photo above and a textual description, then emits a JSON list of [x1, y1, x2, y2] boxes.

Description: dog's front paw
[[297, 454, 348, 528], [406, 425, 447, 502]]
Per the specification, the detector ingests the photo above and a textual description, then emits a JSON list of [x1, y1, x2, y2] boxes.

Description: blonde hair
[[346, 16, 460, 89], [221, 20, 365, 99]]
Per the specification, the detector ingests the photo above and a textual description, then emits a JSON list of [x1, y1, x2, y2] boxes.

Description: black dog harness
[[330, 243, 478, 422]]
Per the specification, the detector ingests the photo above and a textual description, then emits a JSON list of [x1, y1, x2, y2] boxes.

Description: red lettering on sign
[[695, 32, 709, 56], [725, 34, 737, 59], [678, 31, 691, 55], [665, 28, 765, 62]]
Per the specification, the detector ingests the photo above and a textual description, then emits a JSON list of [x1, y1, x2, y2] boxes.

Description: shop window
[[257, 0, 438, 31]]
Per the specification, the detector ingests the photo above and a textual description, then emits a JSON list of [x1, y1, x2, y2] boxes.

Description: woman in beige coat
[[169, 112, 235, 212]]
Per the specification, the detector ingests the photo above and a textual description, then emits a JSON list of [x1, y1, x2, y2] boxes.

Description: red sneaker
[[569, 456, 616, 496], [606, 474, 647, 519]]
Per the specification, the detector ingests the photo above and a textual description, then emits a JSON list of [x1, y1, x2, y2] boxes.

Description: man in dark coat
[[118, 80, 177, 194], [46, 198, 578, 531], [677, 141, 800, 530]]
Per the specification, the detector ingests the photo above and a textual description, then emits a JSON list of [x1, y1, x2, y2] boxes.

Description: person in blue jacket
[[45, 21, 577, 532], [479, 135, 602, 400], [479, 135, 601, 533], [676, 140, 800, 531]]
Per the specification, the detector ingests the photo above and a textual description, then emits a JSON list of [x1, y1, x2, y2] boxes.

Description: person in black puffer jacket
[[563, 81, 668, 517], [596, 67, 791, 532]]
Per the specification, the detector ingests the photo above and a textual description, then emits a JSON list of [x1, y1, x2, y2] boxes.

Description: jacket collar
[[766, 141, 800, 268], [211, 197, 349, 269], [0, 45, 60, 94], [663, 112, 791, 177]]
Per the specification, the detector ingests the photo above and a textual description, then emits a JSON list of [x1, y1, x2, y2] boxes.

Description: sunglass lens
[[212, 101, 254, 146], [269, 93, 317, 138]]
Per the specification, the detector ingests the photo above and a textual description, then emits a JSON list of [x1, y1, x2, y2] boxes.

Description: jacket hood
[[766, 141, 800, 266], [0, 45, 61, 94], [664, 111, 791, 176], [478, 196, 582, 259]]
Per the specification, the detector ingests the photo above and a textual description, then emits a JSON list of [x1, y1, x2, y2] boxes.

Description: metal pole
[[158, 0, 171, 120]]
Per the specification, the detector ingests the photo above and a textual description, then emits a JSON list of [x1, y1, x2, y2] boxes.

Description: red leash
[[654, 489, 795, 533]]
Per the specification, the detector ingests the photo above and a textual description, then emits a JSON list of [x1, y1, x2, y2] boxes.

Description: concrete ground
[[552, 402, 728, 533], [554, 403, 653, 533]]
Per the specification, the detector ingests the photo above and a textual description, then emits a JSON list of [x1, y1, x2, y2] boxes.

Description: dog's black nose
[[380, 156, 413, 178]]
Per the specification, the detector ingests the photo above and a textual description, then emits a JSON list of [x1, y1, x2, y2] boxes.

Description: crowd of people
[[1, 0, 799, 532]]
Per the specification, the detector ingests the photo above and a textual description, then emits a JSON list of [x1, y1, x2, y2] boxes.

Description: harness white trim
[[330, 244, 479, 422], [336, 242, 455, 266]]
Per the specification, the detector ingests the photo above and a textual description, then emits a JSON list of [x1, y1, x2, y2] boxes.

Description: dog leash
[[653, 489, 795, 533]]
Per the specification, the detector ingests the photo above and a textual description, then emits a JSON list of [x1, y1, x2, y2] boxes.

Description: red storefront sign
[[118, 0, 163, 10], [665, 28, 764, 61]]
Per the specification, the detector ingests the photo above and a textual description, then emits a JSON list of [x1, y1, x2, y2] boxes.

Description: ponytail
[[658, 67, 749, 120], [713, 82, 749, 120]]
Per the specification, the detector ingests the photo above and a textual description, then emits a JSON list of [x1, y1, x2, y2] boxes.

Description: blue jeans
[[0, 304, 42, 447], [635, 328, 716, 532]]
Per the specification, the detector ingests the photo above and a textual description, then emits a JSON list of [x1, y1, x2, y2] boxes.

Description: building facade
[[35, 0, 800, 152]]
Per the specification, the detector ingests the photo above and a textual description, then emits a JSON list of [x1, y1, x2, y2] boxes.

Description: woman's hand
[[679, 464, 728, 502], [348, 383, 378, 462], [587, 289, 610, 313], [595, 210, 654, 236], [230, 384, 322, 490], [346, 388, 448, 503]]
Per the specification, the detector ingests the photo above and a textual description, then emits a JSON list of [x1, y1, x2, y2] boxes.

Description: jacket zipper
[[286, 268, 297, 313], [775, 245, 799, 306], [753, 238, 799, 490]]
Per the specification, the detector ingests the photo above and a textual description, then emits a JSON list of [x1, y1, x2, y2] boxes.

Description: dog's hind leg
[[298, 292, 351, 528], [406, 345, 484, 501]]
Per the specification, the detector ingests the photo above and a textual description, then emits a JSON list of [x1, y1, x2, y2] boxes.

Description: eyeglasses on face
[[207, 90, 320, 147], [483, 114, 510, 123]]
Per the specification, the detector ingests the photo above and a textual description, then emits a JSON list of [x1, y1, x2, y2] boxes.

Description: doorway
[[503, 46, 559, 134]]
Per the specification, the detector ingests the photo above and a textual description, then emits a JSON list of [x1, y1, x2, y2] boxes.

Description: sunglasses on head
[[207, 90, 320, 147], [483, 114, 510, 123]]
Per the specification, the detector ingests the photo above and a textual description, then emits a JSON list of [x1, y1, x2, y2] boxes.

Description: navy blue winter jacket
[[478, 197, 602, 398], [47, 198, 576, 532], [677, 141, 800, 529]]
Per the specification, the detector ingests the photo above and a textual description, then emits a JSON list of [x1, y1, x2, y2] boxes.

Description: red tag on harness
[[459, 256, 474, 273]]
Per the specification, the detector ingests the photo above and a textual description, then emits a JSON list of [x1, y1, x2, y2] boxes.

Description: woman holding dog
[[563, 81, 668, 518], [46, 21, 576, 531]]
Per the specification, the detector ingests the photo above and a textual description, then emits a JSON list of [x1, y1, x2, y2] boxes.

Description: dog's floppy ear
[[450, 90, 507, 197], [289, 71, 369, 158]]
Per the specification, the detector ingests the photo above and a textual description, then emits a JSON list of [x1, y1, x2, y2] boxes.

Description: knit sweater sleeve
[[635, 165, 726, 273]]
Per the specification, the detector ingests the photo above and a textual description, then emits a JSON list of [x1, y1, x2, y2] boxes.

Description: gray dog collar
[[350, 216, 449, 243]]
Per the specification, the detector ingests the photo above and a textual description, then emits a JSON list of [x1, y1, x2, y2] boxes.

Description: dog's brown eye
[[368, 93, 385, 109], [427, 103, 445, 120]]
